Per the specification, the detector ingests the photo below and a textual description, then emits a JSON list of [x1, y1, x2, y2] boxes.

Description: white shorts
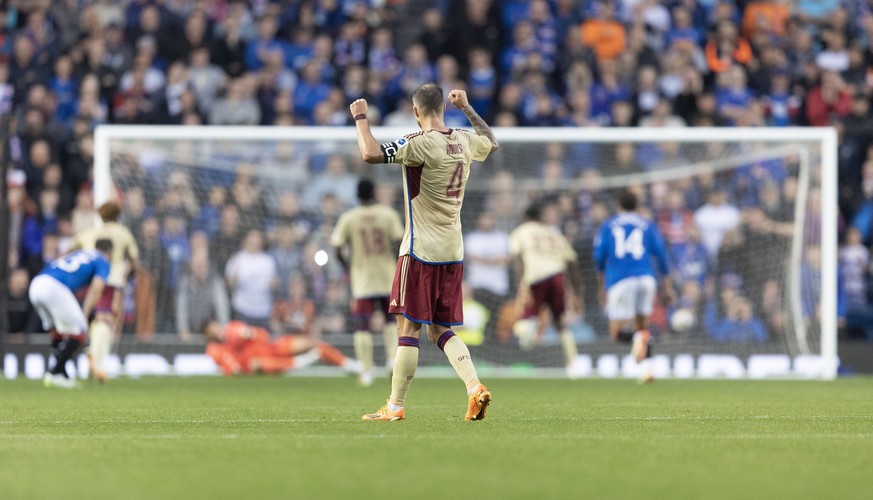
[[28, 274, 88, 335], [606, 275, 658, 321]]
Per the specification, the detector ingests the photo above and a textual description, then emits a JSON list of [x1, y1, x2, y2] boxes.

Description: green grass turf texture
[[1, 377, 872, 500]]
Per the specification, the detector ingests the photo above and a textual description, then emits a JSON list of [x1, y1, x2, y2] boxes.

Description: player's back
[[332, 204, 403, 298], [40, 250, 111, 291], [509, 221, 577, 284], [394, 129, 493, 263], [71, 222, 139, 287], [595, 213, 668, 287]]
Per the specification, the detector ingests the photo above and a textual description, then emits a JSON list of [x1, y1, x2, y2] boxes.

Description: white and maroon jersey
[[69, 222, 139, 288], [330, 203, 404, 298], [381, 129, 493, 263], [509, 221, 577, 285]]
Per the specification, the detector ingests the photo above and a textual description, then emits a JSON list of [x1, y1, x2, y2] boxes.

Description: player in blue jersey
[[594, 191, 674, 381], [28, 239, 113, 388]]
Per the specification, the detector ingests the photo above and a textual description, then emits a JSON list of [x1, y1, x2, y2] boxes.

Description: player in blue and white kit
[[594, 191, 674, 380], [29, 239, 113, 388]]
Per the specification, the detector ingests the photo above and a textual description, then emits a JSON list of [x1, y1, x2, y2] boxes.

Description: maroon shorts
[[351, 296, 393, 331], [94, 286, 118, 314], [389, 255, 464, 326], [523, 273, 565, 319]]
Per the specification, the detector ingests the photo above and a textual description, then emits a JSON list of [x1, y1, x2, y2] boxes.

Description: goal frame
[[93, 125, 839, 380]]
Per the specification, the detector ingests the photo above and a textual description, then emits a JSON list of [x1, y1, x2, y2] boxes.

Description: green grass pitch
[[1, 376, 872, 500]]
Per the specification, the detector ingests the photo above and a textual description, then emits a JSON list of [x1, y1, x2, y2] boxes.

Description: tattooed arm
[[448, 89, 499, 152]]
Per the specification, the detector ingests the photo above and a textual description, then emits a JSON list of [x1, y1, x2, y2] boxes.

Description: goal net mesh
[[102, 128, 828, 378]]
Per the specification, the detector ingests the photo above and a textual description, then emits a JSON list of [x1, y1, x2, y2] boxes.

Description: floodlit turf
[[1, 376, 872, 500]]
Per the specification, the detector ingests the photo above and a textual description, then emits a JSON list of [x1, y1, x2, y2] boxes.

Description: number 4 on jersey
[[613, 227, 645, 259], [445, 161, 464, 198]]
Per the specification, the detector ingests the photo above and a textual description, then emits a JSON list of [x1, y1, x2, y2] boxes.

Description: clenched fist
[[447, 89, 469, 110], [349, 98, 368, 117]]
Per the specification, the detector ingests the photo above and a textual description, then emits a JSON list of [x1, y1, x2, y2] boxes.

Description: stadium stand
[[1, 0, 871, 354]]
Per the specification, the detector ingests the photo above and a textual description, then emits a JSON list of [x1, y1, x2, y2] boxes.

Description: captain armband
[[380, 137, 409, 163]]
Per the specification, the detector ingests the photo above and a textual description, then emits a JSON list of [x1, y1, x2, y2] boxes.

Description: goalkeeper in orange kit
[[204, 320, 362, 376]]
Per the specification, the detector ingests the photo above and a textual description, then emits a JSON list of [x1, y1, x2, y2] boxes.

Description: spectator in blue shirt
[[286, 28, 316, 72], [670, 225, 709, 288], [334, 21, 367, 69], [160, 210, 191, 290], [293, 61, 332, 123], [665, 5, 701, 50], [21, 190, 60, 276], [850, 199, 873, 245], [528, 0, 557, 72], [191, 185, 227, 237], [244, 15, 286, 72], [390, 43, 435, 100], [501, 22, 538, 80], [50, 55, 77, 124], [840, 227, 873, 339], [367, 28, 398, 77], [705, 291, 768, 342], [590, 59, 630, 125], [499, 0, 530, 29], [467, 47, 496, 119], [716, 65, 755, 125]]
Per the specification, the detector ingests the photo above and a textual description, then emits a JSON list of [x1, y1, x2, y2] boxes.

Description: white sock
[[441, 335, 480, 392], [293, 349, 320, 369], [352, 331, 374, 373], [388, 342, 419, 407], [640, 358, 652, 376], [560, 329, 578, 367], [89, 320, 112, 373], [342, 358, 363, 374]]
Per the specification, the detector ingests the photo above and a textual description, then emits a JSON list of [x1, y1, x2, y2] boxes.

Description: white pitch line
[[0, 434, 274, 440], [3, 433, 872, 442], [0, 418, 334, 425], [514, 415, 873, 421], [0, 415, 873, 425], [1, 415, 871, 426]]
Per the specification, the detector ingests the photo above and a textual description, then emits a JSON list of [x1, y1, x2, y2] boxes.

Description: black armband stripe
[[380, 142, 398, 163]]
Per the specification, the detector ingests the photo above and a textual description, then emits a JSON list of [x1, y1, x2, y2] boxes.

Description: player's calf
[[88, 318, 113, 383], [631, 329, 652, 363], [352, 331, 374, 386]]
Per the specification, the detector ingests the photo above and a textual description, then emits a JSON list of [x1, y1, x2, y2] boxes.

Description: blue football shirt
[[594, 213, 670, 288], [40, 250, 111, 292]]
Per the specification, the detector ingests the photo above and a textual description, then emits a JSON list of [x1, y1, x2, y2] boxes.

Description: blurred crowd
[[3, 0, 873, 344]]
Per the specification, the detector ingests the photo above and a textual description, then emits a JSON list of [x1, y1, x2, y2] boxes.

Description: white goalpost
[[93, 125, 839, 380]]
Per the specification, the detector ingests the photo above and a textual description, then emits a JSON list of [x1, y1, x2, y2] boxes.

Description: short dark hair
[[412, 82, 444, 116], [525, 196, 557, 221], [524, 201, 542, 221], [95, 238, 114, 254], [357, 178, 375, 203], [618, 190, 638, 211]]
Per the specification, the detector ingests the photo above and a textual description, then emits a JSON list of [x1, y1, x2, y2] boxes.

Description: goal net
[[94, 126, 838, 380]]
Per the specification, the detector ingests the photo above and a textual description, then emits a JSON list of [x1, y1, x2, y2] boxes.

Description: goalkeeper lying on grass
[[204, 320, 362, 376]]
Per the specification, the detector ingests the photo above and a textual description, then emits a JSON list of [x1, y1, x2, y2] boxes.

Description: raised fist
[[349, 99, 369, 117], [447, 89, 469, 110]]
